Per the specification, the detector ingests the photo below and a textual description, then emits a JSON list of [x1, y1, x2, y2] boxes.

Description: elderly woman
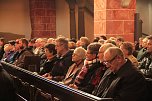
[[62, 47, 86, 85]]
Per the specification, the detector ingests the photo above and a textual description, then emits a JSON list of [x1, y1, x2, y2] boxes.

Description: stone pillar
[[29, 0, 56, 38], [94, 0, 136, 42], [77, 0, 86, 39], [67, 0, 76, 39]]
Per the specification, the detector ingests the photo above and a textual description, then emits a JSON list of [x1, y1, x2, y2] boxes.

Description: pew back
[[1, 61, 113, 101]]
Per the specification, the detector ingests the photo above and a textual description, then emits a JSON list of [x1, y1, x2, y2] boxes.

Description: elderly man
[[87, 43, 115, 93], [93, 47, 146, 101]]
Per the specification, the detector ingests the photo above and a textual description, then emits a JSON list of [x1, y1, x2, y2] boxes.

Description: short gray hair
[[74, 47, 86, 59]]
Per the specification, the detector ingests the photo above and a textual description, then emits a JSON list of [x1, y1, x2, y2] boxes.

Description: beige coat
[[62, 61, 84, 85]]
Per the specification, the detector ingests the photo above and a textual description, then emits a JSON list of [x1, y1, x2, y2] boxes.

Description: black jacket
[[51, 50, 74, 81], [39, 56, 58, 75], [93, 60, 147, 101], [138, 52, 152, 78]]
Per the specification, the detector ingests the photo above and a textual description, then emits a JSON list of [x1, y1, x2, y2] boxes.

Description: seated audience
[[0, 64, 17, 101], [104, 39, 116, 46], [13, 38, 34, 68], [68, 41, 76, 49], [33, 38, 45, 56], [28, 38, 36, 51], [98, 39, 105, 45], [115, 36, 124, 47], [137, 37, 148, 61], [138, 35, 152, 78], [79, 37, 90, 50], [8, 39, 20, 63], [93, 47, 147, 101], [69, 43, 101, 93], [62, 47, 86, 85], [82, 43, 115, 93], [93, 37, 100, 42], [2, 42, 15, 62], [76, 40, 81, 47], [39, 44, 57, 75], [120, 42, 139, 67], [43, 37, 73, 81], [47, 38, 55, 44], [100, 35, 107, 40]]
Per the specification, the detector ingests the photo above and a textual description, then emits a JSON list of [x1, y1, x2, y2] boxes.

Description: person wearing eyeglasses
[[69, 43, 101, 93], [93, 47, 147, 101], [43, 37, 74, 81]]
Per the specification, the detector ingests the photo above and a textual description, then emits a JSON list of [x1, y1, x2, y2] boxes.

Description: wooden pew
[[1, 61, 113, 101]]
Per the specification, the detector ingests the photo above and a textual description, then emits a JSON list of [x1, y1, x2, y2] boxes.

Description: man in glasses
[[93, 47, 146, 101]]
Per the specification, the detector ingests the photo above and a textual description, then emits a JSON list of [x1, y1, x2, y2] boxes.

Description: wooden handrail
[[1, 61, 113, 101]]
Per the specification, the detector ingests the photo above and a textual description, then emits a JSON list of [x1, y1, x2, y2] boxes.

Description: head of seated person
[[44, 43, 57, 60], [72, 47, 86, 64], [85, 42, 101, 62]]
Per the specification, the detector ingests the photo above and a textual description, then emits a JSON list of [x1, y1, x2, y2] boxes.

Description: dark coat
[[76, 60, 101, 93], [0, 45, 4, 60], [93, 60, 147, 101], [14, 48, 34, 68], [0, 65, 17, 101], [51, 50, 74, 81], [137, 48, 147, 61], [39, 56, 58, 75], [138, 52, 152, 78]]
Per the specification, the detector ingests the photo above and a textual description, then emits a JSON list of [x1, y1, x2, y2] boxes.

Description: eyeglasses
[[104, 55, 117, 66]]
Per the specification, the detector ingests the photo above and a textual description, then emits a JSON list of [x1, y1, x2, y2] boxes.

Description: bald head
[[105, 47, 124, 59], [98, 43, 115, 62], [104, 47, 125, 72]]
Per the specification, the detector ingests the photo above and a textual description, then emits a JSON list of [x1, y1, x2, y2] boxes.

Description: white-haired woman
[[61, 47, 86, 85]]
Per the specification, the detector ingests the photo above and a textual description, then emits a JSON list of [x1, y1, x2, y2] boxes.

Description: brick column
[[29, 0, 56, 38], [94, 0, 136, 42]]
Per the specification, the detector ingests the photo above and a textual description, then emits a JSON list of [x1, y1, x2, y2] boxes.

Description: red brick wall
[[94, 0, 136, 42], [29, 0, 56, 38]]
